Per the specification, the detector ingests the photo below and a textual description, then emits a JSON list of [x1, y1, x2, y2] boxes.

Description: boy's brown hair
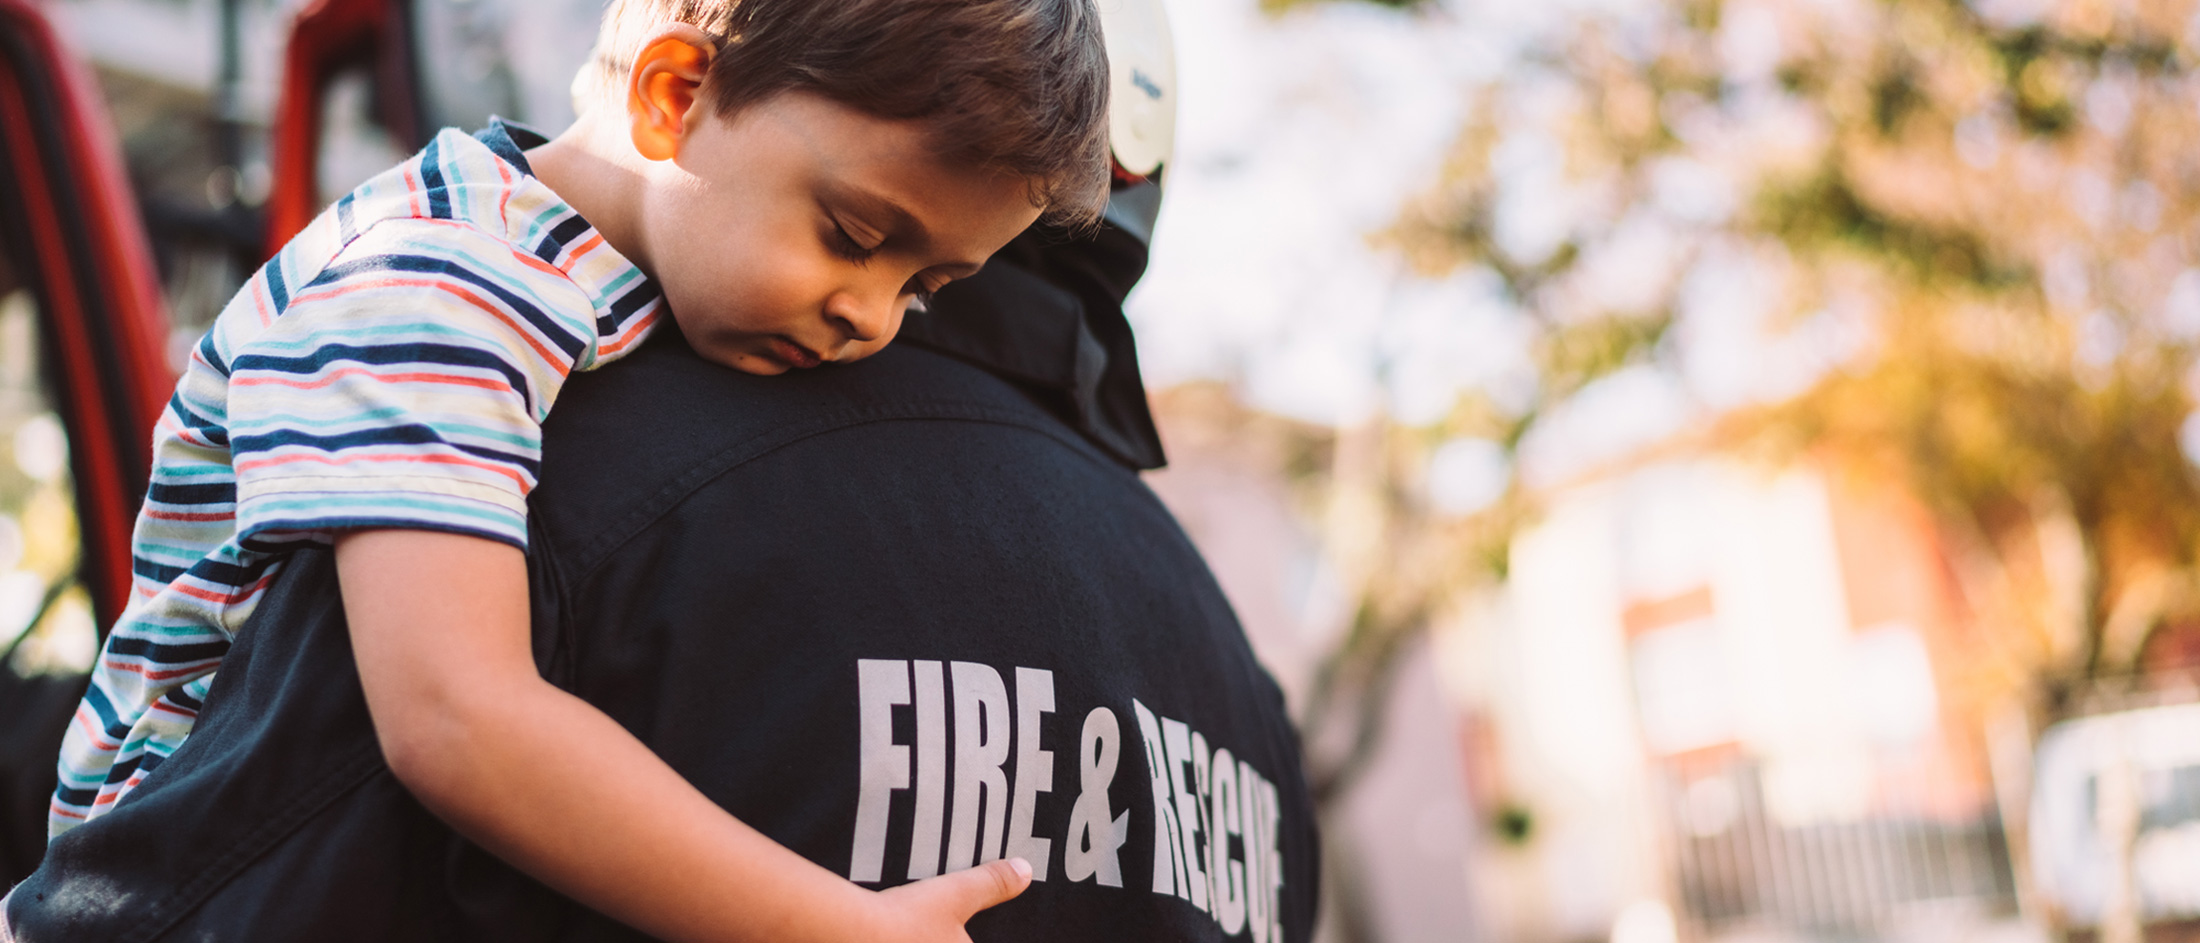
[[583, 0, 1111, 227]]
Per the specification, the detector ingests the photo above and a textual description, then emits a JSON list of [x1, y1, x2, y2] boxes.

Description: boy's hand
[[862, 858, 1033, 942]]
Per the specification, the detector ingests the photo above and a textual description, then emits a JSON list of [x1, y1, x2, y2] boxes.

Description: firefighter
[[8, 35, 1322, 943]]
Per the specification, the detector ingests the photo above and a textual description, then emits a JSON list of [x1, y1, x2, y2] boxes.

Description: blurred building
[[1144, 366, 2046, 942], [1490, 459, 2020, 943]]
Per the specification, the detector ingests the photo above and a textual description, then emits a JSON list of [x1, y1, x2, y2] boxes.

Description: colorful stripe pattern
[[50, 129, 663, 835]]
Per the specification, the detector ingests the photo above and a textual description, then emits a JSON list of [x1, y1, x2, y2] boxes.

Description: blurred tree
[[1399, 0, 2200, 720], [1288, 0, 2200, 934]]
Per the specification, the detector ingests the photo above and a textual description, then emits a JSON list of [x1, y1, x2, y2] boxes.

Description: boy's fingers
[[924, 857, 1033, 917]]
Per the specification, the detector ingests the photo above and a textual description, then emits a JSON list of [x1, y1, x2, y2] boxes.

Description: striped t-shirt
[[50, 122, 663, 835]]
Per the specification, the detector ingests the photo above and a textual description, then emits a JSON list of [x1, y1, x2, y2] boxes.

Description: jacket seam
[[131, 744, 387, 943]]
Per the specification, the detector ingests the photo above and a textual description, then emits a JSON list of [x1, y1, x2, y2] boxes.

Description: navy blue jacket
[[7, 333, 1320, 942]]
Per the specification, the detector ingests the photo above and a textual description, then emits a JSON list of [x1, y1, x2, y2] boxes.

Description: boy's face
[[637, 91, 1043, 375]]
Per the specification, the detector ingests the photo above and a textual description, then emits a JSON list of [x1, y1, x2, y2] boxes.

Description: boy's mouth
[[768, 337, 824, 369]]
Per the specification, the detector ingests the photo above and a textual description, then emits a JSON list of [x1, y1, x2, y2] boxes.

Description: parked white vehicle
[[2031, 702, 2200, 927]]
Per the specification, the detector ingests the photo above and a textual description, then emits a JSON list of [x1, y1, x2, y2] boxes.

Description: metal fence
[[1662, 762, 2019, 940]]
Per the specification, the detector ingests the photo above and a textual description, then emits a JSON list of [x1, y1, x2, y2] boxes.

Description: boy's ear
[[627, 25, 717, 162]]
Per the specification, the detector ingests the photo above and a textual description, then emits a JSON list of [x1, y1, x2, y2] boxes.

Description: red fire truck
[[0, 0, 184, 884]]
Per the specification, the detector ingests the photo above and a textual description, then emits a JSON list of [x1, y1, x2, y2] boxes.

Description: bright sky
[[1129, 0, 1492, 425], [1134, 0, 1893, 507]]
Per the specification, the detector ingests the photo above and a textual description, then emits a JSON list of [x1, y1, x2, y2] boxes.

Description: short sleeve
[[225, 218, 602, 550]]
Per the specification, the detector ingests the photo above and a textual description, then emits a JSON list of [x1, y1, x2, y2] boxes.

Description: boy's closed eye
[[823, 218, 950, 305], [824, 218, 878, 263]]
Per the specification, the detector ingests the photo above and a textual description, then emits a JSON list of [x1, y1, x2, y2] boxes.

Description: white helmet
[[1095, 0, 1177, 186]]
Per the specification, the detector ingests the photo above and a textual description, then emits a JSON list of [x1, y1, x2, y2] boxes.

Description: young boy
[[42, 0, 1108, 938]]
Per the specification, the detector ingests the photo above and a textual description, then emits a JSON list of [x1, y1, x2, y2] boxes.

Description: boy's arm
[[335, 529, 1029, 943]]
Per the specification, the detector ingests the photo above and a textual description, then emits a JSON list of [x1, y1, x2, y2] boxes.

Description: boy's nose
[[824, 287, 897, 344]]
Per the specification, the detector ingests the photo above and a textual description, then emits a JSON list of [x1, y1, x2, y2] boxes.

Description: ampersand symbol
[[1062, 706, 1130, 887]]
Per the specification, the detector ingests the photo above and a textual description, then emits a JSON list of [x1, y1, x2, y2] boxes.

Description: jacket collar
[[901, 183, 1167, 471]]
